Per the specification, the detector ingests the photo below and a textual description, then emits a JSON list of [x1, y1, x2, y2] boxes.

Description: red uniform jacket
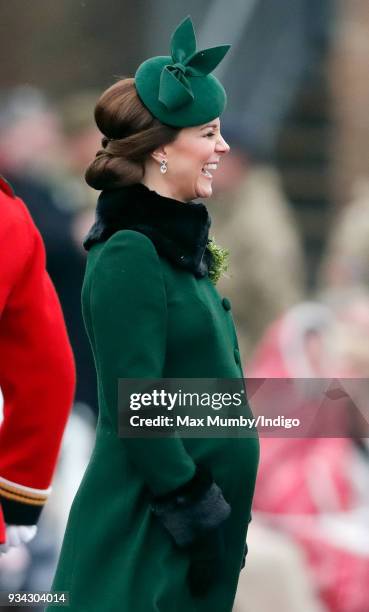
[[0, 176, 75, 544]]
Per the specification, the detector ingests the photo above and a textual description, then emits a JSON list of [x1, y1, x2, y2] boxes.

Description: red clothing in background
[[0, 176, 75, 543]]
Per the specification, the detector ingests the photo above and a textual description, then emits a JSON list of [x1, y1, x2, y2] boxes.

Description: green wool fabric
[[48, 230, 259, 612], [135, 15, 231, 127]]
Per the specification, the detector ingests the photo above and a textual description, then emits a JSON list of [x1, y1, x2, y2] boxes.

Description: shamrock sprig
[[207, 237, 230, 285]]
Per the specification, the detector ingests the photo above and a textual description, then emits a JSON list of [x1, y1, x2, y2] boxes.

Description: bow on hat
[[159, 16, 231, 111]]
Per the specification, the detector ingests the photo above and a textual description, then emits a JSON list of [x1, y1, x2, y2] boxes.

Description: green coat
[[49, 221, 259, 611]]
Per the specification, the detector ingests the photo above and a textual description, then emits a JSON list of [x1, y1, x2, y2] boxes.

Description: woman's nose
[[216, 135, 230, 154]]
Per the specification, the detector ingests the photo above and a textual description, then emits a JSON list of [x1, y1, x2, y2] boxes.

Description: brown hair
[[85, 78, 180, 190]]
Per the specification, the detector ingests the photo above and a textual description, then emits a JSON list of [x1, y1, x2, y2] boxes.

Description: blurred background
[[1, 1, 369, 610]]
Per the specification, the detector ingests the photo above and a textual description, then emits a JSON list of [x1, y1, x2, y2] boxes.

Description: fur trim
[[150, 465, 231, 547], [83, 183, 214, 277], [241, 542, 248, 569], [241, 514, 252, 570]]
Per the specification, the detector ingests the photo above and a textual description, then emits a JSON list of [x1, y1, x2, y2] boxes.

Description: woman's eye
[[206, 132, 216, 138]]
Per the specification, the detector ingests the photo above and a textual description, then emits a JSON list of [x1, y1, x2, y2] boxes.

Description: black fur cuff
[[150, 465, 231, 547], [241, 542, 248, 570], [241, 514, 252, 570]]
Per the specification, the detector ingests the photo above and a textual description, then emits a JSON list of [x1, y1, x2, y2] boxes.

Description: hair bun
[[85, 78, 179, 190]]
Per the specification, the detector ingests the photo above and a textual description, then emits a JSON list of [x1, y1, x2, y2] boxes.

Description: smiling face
[[143, 117, 230, 202]]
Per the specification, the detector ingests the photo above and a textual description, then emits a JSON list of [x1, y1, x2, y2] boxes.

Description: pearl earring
[[160, 159, 168, 174]]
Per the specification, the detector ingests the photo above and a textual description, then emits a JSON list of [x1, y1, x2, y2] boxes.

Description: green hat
[[135, 15, 231, 128]]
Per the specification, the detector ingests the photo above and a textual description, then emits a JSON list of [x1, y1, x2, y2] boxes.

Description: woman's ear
[[150, 146, 167, 164]]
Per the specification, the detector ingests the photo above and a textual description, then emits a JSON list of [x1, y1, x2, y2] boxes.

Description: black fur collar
[[83, 183, 214, 277]]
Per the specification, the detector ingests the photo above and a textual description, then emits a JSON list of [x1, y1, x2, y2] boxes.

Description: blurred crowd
[[0, 84, 369, 612], [211, 120, 369, 612]]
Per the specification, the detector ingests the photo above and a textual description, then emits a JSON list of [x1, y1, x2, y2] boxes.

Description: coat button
[[222, 297, 231, 311], [234, 348, 240, 364]]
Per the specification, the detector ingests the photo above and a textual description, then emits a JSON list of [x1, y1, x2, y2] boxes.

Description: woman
[[49, 16, 259, 612]]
